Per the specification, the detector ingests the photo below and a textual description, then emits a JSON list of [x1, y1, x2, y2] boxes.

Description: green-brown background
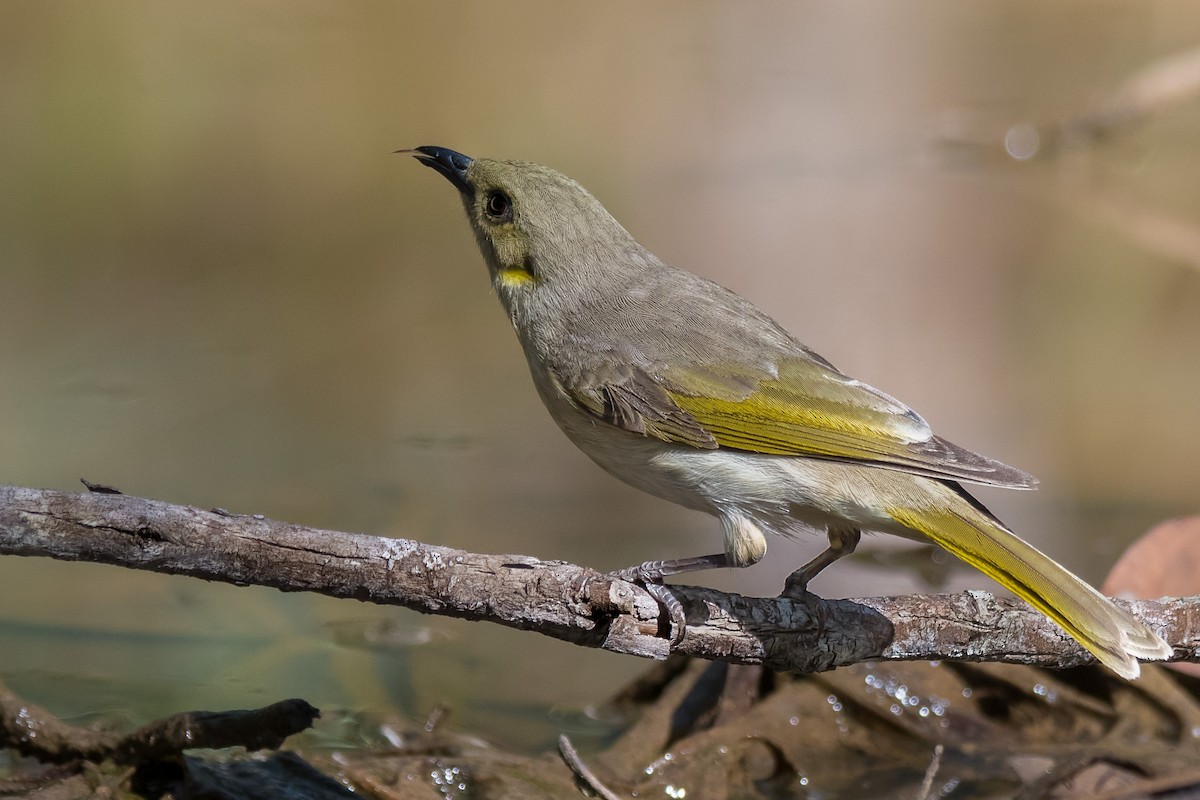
[[2, 2, 1198, 751]]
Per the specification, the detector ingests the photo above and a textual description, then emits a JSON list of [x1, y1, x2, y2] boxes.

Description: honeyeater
[[407, 145, 1170, 679]]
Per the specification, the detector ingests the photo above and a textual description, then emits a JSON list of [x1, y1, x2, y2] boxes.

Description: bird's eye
[[485, 190, 512, 221]]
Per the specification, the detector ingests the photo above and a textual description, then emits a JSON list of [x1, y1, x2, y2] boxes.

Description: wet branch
[[0, 485, 1195, 674], [0, 674, 317, 765]]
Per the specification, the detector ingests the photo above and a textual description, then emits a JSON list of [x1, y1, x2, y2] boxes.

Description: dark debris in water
[[584, 657, 1200, 799], [3, 659, 1200, 799]]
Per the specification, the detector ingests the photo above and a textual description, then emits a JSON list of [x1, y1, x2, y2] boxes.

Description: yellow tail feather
[[887, 504, 1171, 679]]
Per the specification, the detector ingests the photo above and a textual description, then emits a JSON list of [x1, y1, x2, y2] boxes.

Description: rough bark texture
[[0, 485, 1195, 673]]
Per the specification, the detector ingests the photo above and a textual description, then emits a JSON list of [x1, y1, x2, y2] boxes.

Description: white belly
[[531, 363, 914, 543]]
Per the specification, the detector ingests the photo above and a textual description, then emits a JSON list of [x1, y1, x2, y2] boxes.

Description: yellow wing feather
[[565, 357, 1036, 487], [664, 359, 1035, 487], [666, 358, 929, 457]]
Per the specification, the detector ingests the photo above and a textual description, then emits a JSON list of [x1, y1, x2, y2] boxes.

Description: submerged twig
[[0, 675, 317, 765], [559, 735, 624, 800], [915, 744, 944, 800]]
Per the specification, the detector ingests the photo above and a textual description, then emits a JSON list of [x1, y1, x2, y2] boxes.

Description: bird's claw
[[643, 582, 687, 646], [609, 565, 686, 645]]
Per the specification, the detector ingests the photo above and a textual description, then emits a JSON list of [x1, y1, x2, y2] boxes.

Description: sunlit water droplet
[[1004, 123, 1040, 160]]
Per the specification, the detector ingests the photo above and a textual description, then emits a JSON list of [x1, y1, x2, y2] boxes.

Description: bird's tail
[[887, 501, 1171, 679]]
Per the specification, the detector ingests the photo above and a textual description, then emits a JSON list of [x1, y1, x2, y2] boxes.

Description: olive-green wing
[[563, 356, 1036, 489]]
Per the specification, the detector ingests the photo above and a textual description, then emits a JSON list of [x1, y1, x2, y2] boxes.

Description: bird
[[406, 145, 1171, 679]]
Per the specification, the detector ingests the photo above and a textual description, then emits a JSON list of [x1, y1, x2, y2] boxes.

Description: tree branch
[[0, 485, 1194, 673]]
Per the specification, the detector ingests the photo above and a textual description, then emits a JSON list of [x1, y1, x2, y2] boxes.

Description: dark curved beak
[[402, 145, 474, 195]]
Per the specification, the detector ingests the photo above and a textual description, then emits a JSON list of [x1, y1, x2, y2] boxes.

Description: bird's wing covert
[[564, 355, 1035, 488], [564, 364, 719, 450], [661, 357, 1036, 488]]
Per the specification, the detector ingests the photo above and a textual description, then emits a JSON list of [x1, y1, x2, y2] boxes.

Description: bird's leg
[[780, 526, 861, 598], [611, 554, 732, 583], [610, 554, 731, 644]]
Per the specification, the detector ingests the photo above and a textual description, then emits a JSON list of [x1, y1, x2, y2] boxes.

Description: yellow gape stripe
[[495, 268, 536, 288], [886, 505, 1141, 679]]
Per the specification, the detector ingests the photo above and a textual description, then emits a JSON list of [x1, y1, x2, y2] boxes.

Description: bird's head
[[406, 146, 643, 318]]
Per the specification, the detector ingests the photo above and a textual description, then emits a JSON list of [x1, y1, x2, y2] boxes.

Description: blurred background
[[1, 2, 1198, 753]]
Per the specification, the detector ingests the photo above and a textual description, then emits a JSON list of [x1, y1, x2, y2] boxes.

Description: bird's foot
[[779, 570, 815, 600], [610, 561, 687, 645]]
